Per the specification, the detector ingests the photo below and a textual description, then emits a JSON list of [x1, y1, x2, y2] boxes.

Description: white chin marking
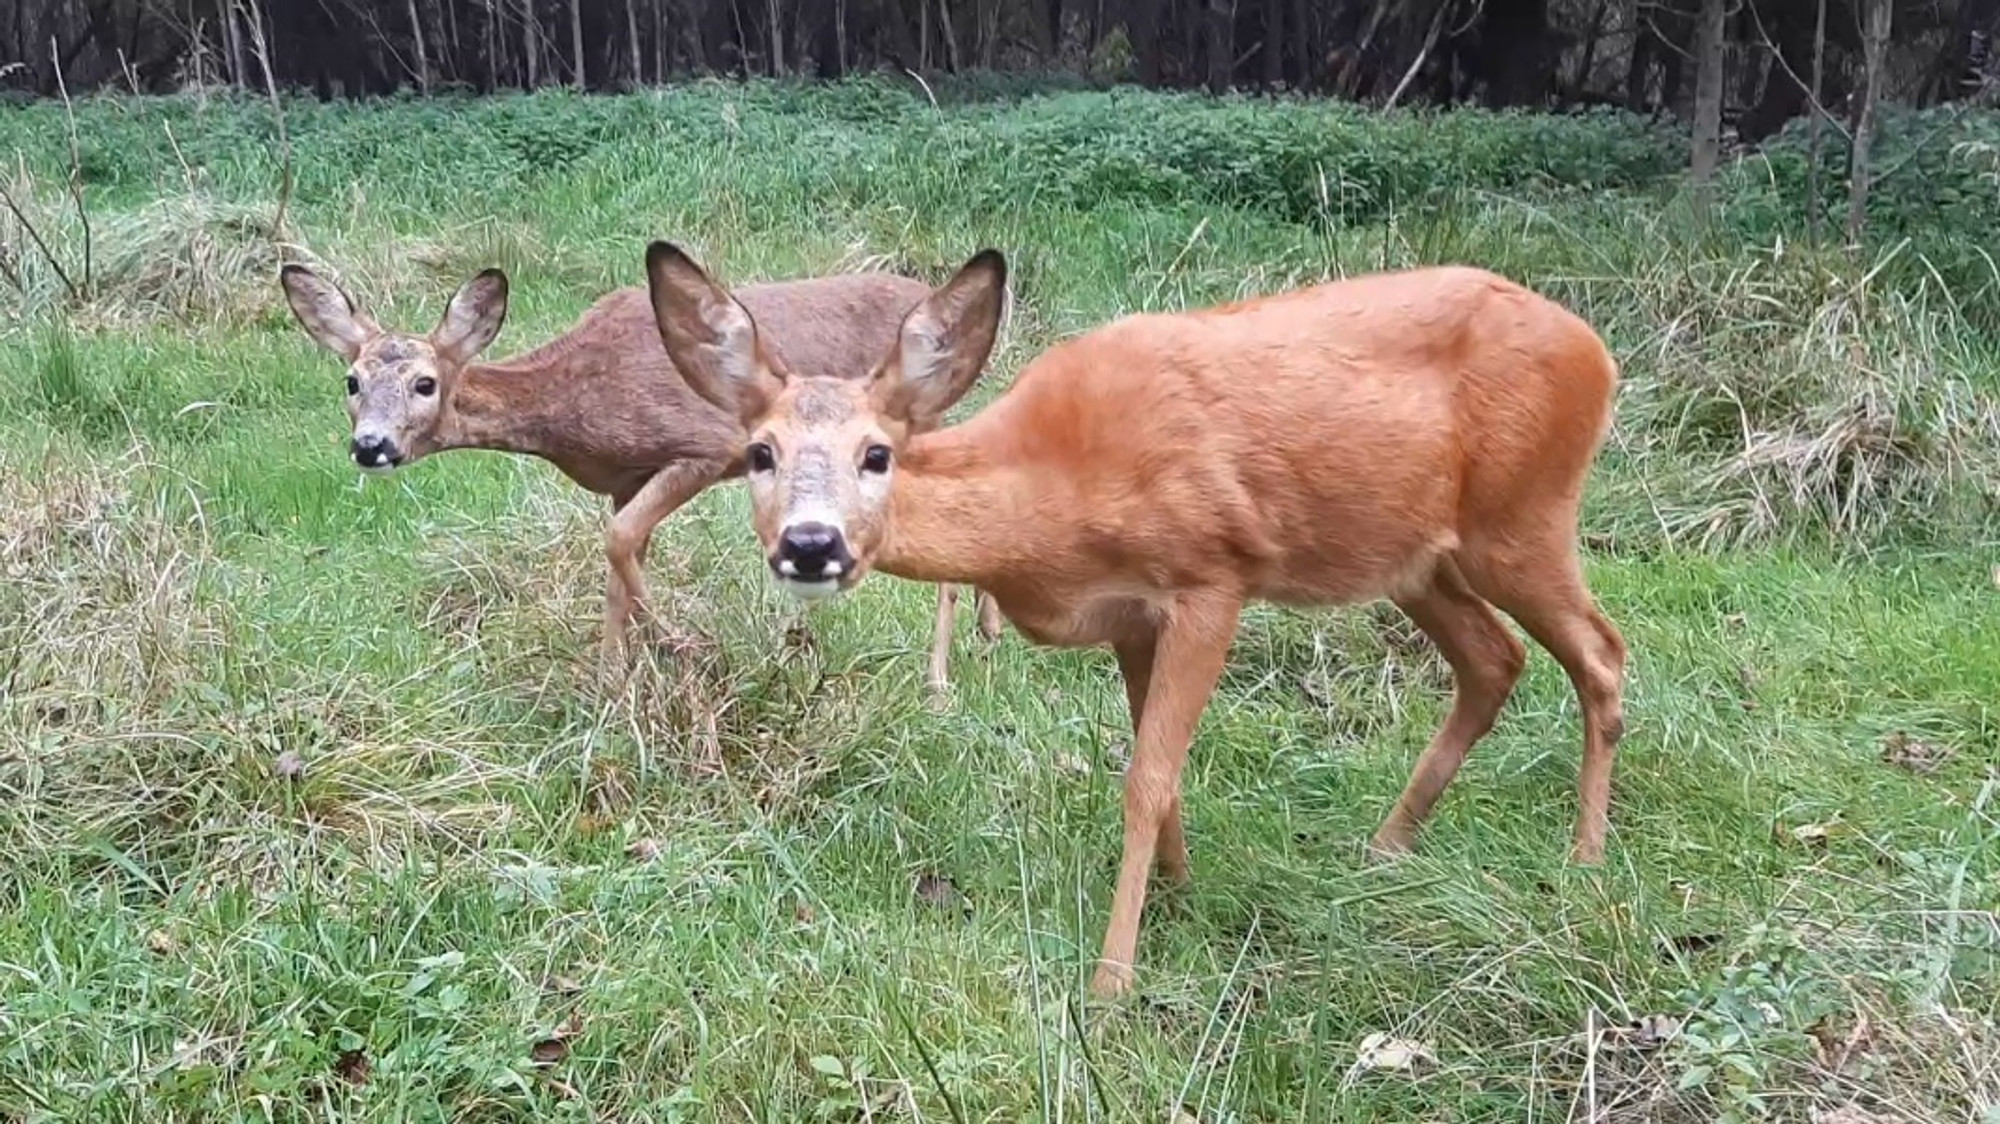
[[781, 577, 843, 602], [356, 462, 397, 476]]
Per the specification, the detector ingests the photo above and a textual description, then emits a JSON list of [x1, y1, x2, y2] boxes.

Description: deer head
[[646, 241, 1008, 600], [279, 265, 509, 472]]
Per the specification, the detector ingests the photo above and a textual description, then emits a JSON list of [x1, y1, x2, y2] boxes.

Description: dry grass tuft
[[1, 168, 292, 328], [0, 444, 230, 865], [0, 442, 220, 720], [1601, 239, 2000, 549], [87, 192, 290, 324]]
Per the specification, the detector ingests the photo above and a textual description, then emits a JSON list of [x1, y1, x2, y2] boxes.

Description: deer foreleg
[[1092, 592, 1241, 1000], [925, 583, 962, 695], [602, 460, 727, 668]]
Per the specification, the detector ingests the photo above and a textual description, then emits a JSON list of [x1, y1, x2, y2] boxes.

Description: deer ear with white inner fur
[[874, 248, 1008, 432], [645, 240, 784, 428], [279, 264, 380, 362], [432, 269, 509, 366]]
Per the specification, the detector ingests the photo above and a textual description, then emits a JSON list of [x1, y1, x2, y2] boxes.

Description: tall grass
[[0, 82, 1995, 1122]]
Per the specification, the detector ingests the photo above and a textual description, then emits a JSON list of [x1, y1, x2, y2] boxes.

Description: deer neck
[[435, 361, 560, 458], [877, 420, 1046, 589]]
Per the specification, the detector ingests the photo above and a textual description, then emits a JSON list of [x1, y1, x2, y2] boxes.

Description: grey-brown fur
[[279, 259, 1003, 683]]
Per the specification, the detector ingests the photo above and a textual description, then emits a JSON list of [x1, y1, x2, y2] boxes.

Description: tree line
[[0, 0, 1992, 142]]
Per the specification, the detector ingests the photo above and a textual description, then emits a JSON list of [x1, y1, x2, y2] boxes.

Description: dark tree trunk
[[1690, 0, 1725, 185], [1261, 0, 1284, 85], [1475, 0, 1556, 106], [1129, 0, 1161, 83], [1205, 0, 1232, 92], [1929, 0, 2000, 104], [569, 0, 584, 86], [1846, 0, 1890, 241]]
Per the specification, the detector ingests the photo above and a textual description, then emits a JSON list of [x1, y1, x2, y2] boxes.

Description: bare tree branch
[[0, 179, 80, 301], [1846, 0, 1891, 244], [239, 0, 293, 239]]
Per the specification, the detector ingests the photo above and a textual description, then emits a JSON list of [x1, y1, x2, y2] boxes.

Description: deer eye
[[861, 444, 892, 474], [345, 374, 360, 396], [412, 377, 438, 397], [747, 442, 776, 474]]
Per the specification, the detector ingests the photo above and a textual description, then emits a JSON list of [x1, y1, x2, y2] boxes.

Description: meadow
[[1, 79, 1997, 1121]]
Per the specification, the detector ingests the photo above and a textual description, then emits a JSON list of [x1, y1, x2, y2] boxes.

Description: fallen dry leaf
[[914, 872, 968, 915], [626, 837, 661, 863], [1880, 731, 1951, 775], [1657, 929, 1723, 959], [273, 751, 306, 782], [543, 974, 582, 996], [586, 759, 635, 816], [145, 928, 177, 956], [783, 621, 816, 652], [1782, 819, 1845, 849], [1809, 1013, 1874, 1075], [332, 1047, 370, 1085], [1354, 1032, 1435, 1073], [792, 898, 816, 925], [1607, 1013, 1682, 1049], [1051, 750, 1091, 778], [531, 1011, 585, 1067]]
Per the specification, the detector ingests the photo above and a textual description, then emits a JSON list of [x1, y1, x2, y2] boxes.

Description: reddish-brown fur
[[278, 262, 1001, 683], [649, 243, 1627, 1000]]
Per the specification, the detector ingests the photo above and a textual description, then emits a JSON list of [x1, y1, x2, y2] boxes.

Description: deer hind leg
[[925, 583, 961, 695], [1370, 559, 1526, 858], [1093, 593, 1241, 1000], [975, 589, 1004, 643], [1462, 543, 1627, 864], [1114, 629, 1188, 884], [602, 461, 725, 667]]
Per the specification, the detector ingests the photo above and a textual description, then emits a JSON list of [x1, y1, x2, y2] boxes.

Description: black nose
[[351, 435, 401, 468], [776, 522, 850, 580]]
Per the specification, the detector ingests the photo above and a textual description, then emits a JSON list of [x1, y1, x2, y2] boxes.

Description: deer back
[[462, 271, 934, 478], [897, 265, 1619, 609]]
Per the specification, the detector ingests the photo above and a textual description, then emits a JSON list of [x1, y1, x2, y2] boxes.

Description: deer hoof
[[1364, 826, 1416, 865], [1089, 960, 1135, 1001], [1568, 838, 1606, 866], [924, 678, 955, 713]]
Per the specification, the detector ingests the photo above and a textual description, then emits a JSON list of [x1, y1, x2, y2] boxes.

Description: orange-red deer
[[646, 242, 1627, 998], [280, 261, 1001, 685]]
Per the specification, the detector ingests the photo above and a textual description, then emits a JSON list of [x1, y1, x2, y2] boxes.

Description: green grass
[[2, 82, 1998, 1122]]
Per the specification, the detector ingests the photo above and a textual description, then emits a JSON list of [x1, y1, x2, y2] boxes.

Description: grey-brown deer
[[646, 241, 1627, 999], [279, 260, 1002, 687]]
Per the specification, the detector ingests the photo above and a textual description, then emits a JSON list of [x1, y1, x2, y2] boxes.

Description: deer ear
[[432, 269, 508, 365], [280, 264, 378, 361], [646, 241, 783, 428], [874, 249, 1008, 431]]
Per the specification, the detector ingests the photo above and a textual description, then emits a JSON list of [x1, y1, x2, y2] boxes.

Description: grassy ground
[[2, 83, 1997, 1122]]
